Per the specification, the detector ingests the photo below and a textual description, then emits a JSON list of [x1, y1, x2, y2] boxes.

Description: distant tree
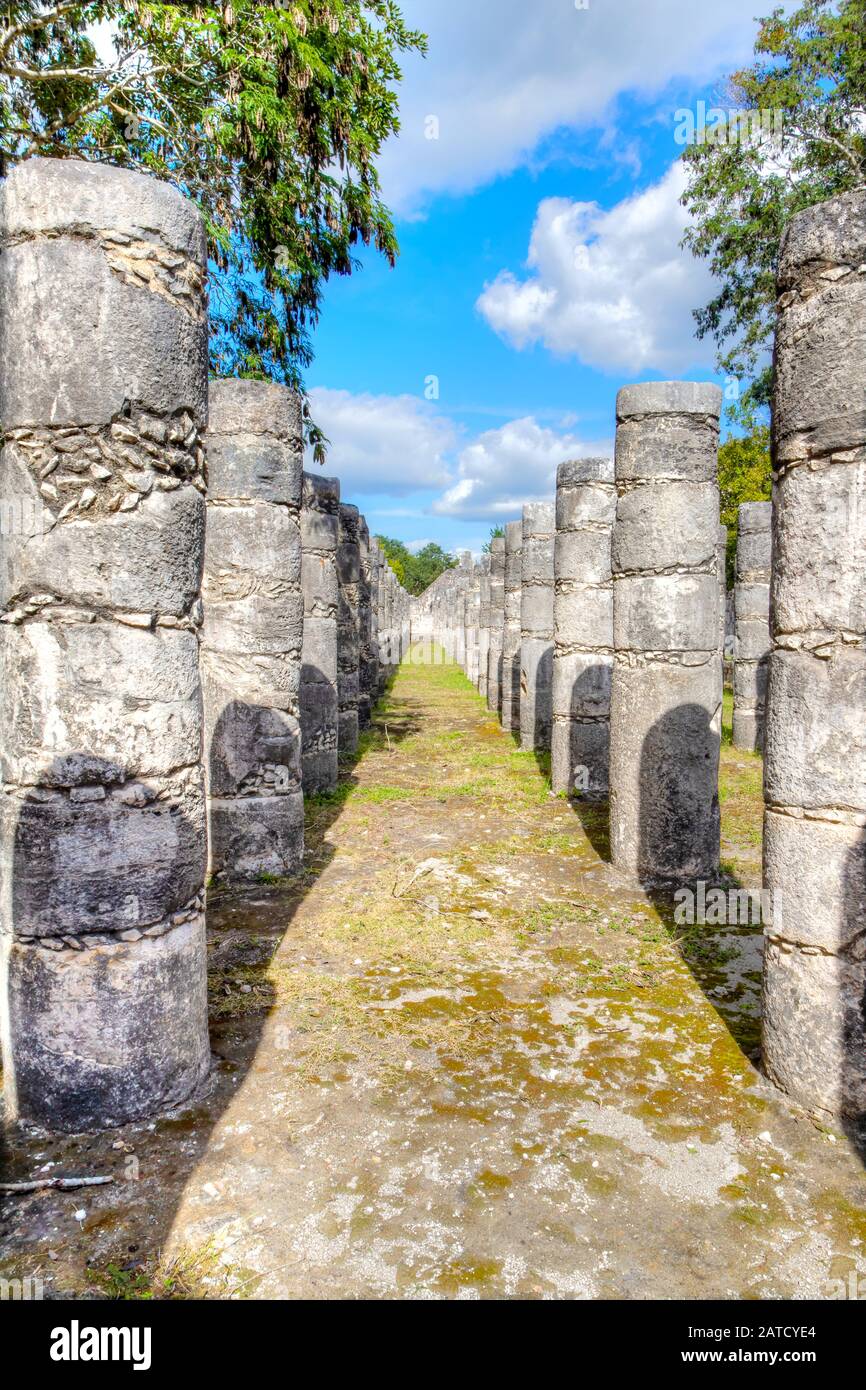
[[482, 525, 505, 553], [375, 535, 455, 595], [681, 0, 865, 411], [718, 402, 772, 584]]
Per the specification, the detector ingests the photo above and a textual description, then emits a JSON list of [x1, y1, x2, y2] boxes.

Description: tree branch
[[0, 1, 87, 58], [785, 120, 866, 183]]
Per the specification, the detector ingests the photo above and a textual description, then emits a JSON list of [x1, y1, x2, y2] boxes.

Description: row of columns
[[1, 158, 862, 1135], [415, 186, 865, 1129], [0, 158, 409, 1131]]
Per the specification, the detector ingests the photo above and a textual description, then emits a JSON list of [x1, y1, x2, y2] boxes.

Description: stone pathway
[[2, 654, 865, 1299]]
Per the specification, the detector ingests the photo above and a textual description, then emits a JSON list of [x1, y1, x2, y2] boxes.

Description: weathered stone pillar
[[453, 584, 466, 670], [486, 537, 506, 714], [337, 503, 361, 757], [762, 190, 866, 1123], [300, 473, 339, 793], [378, 560, 391, 681], [552, 459, 615, 799], [401, 584, 411, 661], [367, 540, 380, 692], [519, 502, 555, 751], [609, 382, 723, 883], [732, 502, 771, 752], [477, 555, 491, 700], [357, 516, 375, 727], [0, 158, 209, 1129], [500, 521, 523, 732], [466, 563, 481, 687], [202, 381, 304, 882]]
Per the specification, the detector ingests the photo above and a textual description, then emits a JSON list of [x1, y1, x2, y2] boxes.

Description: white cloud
[[305, 388, 607, 524], [381, 0, 766, 214], [432, 416, 610, 521], [476, 162, 715, 374], [406, 537, 435, 554], [306, 387, 457, 495]]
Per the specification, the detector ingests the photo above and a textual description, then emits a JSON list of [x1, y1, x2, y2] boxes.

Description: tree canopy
[[375, 536, 456, 595], [0, 1, 425, 454], [681, 0, 865, 410]]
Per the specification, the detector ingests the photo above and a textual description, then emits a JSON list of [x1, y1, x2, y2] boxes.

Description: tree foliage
[[681, 0, 865, 409], [375, 535, 456, 596], [0, 1, 425, 453], [482, 524, 504, 553]]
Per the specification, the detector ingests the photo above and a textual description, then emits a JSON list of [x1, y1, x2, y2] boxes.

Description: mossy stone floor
[[1, 653, 864, 1298]]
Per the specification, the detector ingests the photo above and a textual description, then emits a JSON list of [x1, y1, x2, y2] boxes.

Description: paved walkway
[[2, 654, 864, 1299]]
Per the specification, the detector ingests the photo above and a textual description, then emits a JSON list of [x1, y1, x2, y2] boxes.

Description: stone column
[[486, 537, 506, 715], [202, 381, 304, 882], [762, 189, 866, 1123], [356, 516, 375, 727], [477, 556, 491, 700], [552, 459, 615, 799], [609, 382, 723, 883], [466, 564, 481, 686], [0, 158, 209, 1130], [519, 502, 555, 751], [452, 584, 466, 670], [500, 520, 523, 732], [717, 522, 729, 668], [378, 560, 391, 681], [337, 503, 361, 757], [300, 473, 339, 793], [732, 502, 771, 752], [449, 569, 463, 665], [385, 566, 397, 674], [372, 542, 386, 694], [402, 584, 411, 661]]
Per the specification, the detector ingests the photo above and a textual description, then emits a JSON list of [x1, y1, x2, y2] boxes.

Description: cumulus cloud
[[432, 416, 610, 522], [476, 162, 716, 374], [306, 387, 457, 495], [381, 0, 764, 214]]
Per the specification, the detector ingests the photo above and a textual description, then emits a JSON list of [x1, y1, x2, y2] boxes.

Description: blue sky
[[304, 0, 774, 555]]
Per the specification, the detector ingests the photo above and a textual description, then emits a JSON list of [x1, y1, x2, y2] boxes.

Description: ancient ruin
[[609, 382, 723, 883], [1, 155, 863, 1307], [202, 380, 305, 882], [336, 503, 362, 756], [519, 502, 556, 754], [732, 501, 771, 752], [300, 472, 340, 795], [500, 520, 523, 732], [0, 159, 210, 1130], [486, 536, 506, 716], [551, 458, 616, 800]]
